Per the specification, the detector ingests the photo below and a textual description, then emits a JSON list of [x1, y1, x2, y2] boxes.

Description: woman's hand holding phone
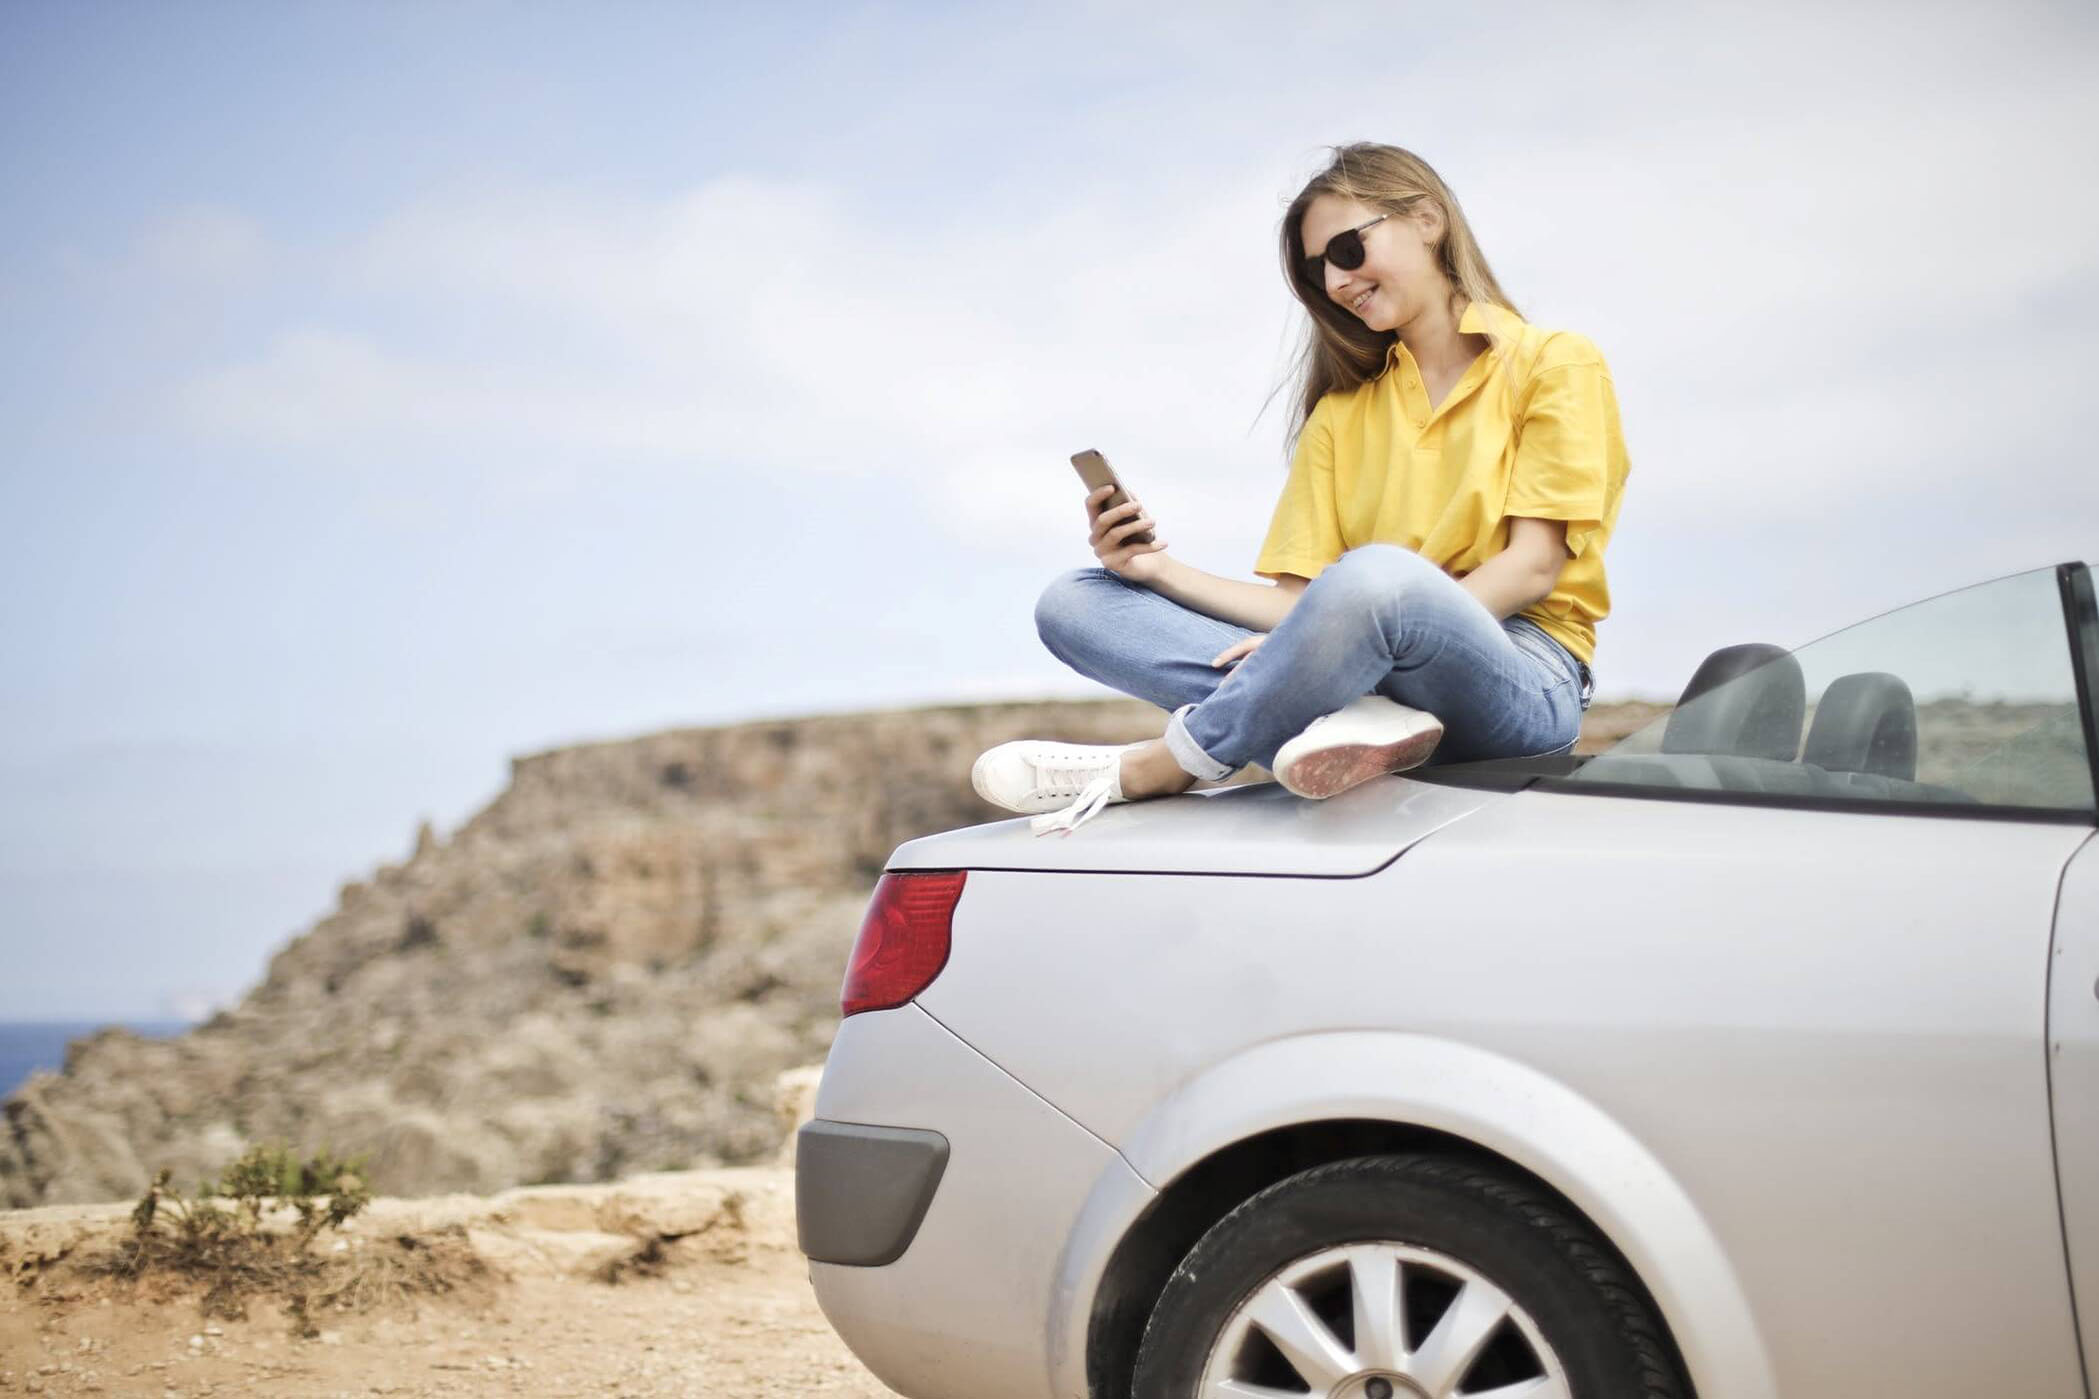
[[1087, 485, 1168, 582]]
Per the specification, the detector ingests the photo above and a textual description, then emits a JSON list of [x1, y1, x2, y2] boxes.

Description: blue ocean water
[[0, 1021, 191, 1099]]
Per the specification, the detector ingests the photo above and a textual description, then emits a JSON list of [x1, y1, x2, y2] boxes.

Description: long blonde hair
[[1278, 144, 1521, 444]]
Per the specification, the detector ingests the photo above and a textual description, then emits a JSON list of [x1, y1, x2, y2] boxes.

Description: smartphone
[[1069, 449, 1155, 547]]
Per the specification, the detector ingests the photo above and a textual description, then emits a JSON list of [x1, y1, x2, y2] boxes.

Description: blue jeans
[[1034, 543, 1595, 779]]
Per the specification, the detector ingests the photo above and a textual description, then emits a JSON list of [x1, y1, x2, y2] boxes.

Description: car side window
[[1555, 564, 2098, 819]]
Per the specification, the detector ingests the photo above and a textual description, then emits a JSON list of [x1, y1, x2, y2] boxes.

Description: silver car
[[797, 561, 2099, 1399]]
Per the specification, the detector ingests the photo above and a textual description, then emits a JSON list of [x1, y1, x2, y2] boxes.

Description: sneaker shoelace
[[1027, 750, 1126, 837]]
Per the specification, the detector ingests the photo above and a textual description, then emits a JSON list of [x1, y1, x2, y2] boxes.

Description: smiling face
[[1298, 192, 1445, 336]]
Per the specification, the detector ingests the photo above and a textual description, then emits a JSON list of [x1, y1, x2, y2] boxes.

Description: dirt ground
[[0, 1168, 895, 1399]]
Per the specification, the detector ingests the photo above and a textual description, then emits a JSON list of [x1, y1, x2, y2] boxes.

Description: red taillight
[[841, 871, 967, 1017]]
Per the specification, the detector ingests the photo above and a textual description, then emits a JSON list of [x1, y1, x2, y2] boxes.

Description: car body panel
[[885, 775, 1497, 876], [911, 785, 2091, 1396], [1114, 1028, 1778, 1399], [806, 1003, 1149, 1399], [2052, 833, 2099, 1384], [1042, 1140, 1162, 1399]]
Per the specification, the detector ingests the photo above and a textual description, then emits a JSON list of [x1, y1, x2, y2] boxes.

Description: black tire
[[1130, 1153, 1688, 1399]]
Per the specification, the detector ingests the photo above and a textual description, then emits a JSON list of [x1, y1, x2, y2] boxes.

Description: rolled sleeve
[[1503, 357, 1616, 563], [1254, 396, 1346, 581]]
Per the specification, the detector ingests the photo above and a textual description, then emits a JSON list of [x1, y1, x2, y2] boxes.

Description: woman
[[976, 143, 1629, 835]]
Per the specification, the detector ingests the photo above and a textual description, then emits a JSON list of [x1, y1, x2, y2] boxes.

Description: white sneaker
[[972, 740, 1140, 836], [1272, 696, 1445, 799]]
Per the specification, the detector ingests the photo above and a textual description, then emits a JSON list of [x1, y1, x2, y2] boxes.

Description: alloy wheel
[[1196, 1241, 1570, 1399]]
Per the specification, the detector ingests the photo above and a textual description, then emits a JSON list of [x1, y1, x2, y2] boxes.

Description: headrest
[[1801, 672, 1918, 781], [1662, 644, 1805, 762]]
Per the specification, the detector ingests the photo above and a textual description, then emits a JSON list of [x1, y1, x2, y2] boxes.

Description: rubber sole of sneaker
[[1276, 722, 1444, 800]]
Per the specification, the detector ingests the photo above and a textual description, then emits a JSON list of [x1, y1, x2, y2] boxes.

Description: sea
[[0, 1020, 192, 1099]]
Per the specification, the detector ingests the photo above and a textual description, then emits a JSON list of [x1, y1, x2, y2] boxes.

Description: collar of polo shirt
[[1386, 299, 1524, 368]]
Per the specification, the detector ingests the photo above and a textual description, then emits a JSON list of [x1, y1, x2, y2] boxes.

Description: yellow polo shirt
[[1254, 301, 1629, 667]]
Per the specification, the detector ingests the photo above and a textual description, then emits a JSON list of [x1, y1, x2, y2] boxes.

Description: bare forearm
[[1457, 548, 1555, 621], [1141, 554, 1300, 631]]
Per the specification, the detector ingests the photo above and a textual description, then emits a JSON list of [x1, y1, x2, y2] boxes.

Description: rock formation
[[1, 699, 1171, 1207]]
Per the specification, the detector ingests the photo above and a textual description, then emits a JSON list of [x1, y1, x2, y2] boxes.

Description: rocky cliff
[[0, 699, 1182, 1207]]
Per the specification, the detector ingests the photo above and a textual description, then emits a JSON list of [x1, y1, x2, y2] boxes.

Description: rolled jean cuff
[[1164, 703, 1237, 782]]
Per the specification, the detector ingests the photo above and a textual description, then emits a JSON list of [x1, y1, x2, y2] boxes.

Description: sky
[[3, 0, 2096, 1018]]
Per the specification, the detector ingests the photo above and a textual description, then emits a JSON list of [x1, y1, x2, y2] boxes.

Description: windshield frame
[[2065, 560, 2099, 813]]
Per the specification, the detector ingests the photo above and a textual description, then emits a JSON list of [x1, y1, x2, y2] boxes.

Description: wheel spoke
[[1244, 1277, 1358, 1391], [1345, 1245, 1406, 1371], [1460, 1375, 1572, 1399], [1407, 1276, 1512, 1396]]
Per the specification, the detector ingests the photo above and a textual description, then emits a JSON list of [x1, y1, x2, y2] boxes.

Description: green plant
[[99, 1144, 478, 1332], [203, 1144, 371, 1246]]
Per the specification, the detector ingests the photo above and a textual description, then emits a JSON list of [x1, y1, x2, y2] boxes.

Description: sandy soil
[[1, 1168, 894, 1399]]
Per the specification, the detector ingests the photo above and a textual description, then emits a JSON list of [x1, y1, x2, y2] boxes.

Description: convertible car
[[797, 561, 2099, 1399]]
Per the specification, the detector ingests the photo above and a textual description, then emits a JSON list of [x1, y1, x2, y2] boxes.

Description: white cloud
[[171, 170, 1304, 538], [168, 4, 2099, 526], [132, 204, 272, 287], [176, 326, 788, 469], [149, 0, 2099, 684]]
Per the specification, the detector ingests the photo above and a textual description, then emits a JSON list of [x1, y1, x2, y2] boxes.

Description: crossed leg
[[1034, 544, 1580, 790]]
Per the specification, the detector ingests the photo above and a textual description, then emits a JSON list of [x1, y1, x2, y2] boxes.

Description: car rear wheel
[[1130, 1154, 1687, 1399]]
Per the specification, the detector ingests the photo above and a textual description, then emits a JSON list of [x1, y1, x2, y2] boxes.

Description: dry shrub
[[594, 1234, 673, 1285], [87, 1145, 491, 1334], [284, 1225, 492, 1336]]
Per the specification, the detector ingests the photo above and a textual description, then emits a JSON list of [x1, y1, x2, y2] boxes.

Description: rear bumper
[[802, 1003, 1145, 1399], [797, 1121, 949, 1265]]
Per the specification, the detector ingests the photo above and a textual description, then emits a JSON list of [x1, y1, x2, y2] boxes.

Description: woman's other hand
[[1087, 485, 1169, 581], [1211, 634, 1265, 668]]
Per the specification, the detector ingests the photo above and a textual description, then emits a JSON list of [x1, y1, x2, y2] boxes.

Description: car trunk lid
[[885, 775, 1502, 877]]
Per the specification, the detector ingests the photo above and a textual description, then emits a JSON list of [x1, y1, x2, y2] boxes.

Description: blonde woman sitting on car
[[975, 142, 1629, 835]]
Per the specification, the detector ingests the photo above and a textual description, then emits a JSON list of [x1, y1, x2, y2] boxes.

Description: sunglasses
[[1300, 213, 1391, 283]]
